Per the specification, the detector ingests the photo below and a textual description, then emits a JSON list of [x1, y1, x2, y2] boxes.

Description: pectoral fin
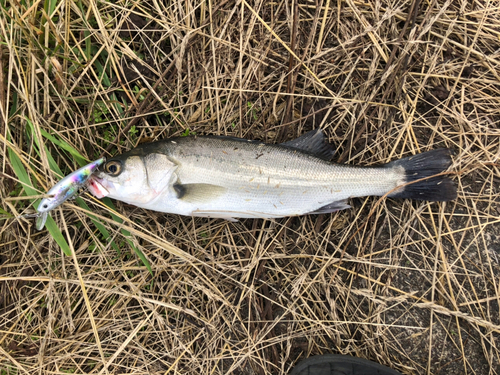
[[174, 183, 227, 204]]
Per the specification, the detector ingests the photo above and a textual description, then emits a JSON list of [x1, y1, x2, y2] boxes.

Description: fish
[[35, 158, 106, 230], [88, 130, 456, 221]]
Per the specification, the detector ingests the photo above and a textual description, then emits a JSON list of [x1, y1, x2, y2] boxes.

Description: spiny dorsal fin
[[280, 129, 335, 161]]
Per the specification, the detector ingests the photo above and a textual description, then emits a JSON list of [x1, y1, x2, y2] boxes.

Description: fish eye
[[105, 161, 122, 176]]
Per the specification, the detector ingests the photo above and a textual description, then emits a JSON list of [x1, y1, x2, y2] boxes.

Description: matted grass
[[1, 0, 499, 374]]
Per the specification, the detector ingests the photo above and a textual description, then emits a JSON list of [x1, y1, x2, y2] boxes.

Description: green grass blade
[[45, 0, 58, 17], [103, 198, 153, 276], [7, 141, 72, 256], [0, 207, 14, 222], [24, 120, 117, 256], [38, 128, 88, 166], [76, 197, 120, 254], [7, 146, 38, 197], [25, 118, 63, 176], [9, 91, 18, 117], [45, 215, 72, 256], [127, 238, 152, 276], [94, 59, 111, 87]]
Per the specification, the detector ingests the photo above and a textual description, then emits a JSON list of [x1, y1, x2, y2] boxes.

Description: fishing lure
[[35, 158, 105, 230]]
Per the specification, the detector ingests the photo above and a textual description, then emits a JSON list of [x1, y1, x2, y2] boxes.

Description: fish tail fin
[[386, 149, 457, 201]]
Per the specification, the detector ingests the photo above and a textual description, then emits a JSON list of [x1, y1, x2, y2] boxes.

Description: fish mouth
[[87, 176, 111, 198]]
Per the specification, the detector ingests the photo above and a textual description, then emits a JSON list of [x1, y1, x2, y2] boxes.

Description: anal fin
[[191, 211, 239, 222], [191, 209, 285, 221], [306, 199, 350, 215]]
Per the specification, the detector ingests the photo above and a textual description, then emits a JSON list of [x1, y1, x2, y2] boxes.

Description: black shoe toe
[[290, 354, 403, 375]]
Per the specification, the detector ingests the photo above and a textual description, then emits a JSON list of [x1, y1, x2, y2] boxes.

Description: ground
[[0, 0, 499, 374]]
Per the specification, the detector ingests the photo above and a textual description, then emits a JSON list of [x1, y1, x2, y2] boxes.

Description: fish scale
[[169, 138, 396, 216]]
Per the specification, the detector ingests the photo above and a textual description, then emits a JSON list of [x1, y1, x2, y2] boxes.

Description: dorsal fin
[[280, 129, 335, 161]]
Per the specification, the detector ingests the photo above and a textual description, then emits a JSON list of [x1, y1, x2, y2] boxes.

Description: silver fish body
[[90, 131, 456, 220]]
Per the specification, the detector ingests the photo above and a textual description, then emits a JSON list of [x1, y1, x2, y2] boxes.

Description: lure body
[[36, 158, 105, 230]]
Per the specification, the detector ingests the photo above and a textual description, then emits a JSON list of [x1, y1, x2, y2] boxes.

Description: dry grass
[[1, 0, 500, 374]]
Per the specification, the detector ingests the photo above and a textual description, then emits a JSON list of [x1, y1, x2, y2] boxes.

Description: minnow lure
[[35, 158, 105, 230]]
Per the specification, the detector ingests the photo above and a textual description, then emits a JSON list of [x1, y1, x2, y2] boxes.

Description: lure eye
[[43, 204, 48, 209], [105, 161, 122, 176]]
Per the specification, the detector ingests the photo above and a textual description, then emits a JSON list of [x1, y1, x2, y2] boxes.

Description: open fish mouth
[[88, 176, 110, 198]]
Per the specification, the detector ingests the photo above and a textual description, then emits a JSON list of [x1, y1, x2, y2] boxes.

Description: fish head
[[90, 152, 177, 205]]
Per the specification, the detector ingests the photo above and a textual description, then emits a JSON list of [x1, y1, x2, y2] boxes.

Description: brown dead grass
[[1, 0, 500, 374]]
